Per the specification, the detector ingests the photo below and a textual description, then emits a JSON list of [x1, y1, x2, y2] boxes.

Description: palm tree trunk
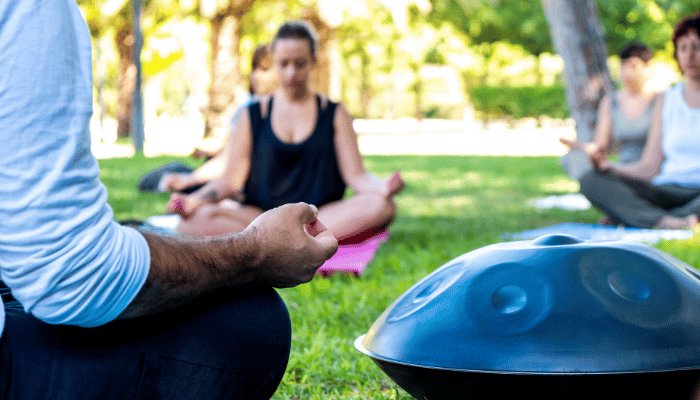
[[116, 25, 136, 138], [302, 8, 335, 97], [203, 0, 255, 138], [360, 52, 371, 118]]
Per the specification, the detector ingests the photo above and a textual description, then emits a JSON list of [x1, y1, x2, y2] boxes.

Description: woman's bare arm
[[592, 94, 613, 153], [333, 103, 403, 197]]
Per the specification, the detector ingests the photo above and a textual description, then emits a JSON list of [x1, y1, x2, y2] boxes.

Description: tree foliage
[[427, 0, 553, 55], [597, 0, 700, 54], [78, 0, 700, 126], [428, 0, 700, 56]]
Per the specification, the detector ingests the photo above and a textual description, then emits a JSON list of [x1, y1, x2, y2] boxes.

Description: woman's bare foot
[[654, 214, 699, 230], [167, 193, 205, 217]]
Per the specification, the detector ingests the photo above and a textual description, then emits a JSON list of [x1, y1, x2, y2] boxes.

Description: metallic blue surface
[[356, 234, 700, 374]]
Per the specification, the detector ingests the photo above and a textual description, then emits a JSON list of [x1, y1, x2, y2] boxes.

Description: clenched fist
[[242, 203, 338, 287]]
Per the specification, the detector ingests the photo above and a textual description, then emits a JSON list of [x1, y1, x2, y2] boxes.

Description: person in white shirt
[[578, 13, 700, 230], [0, 2, 337, 398]]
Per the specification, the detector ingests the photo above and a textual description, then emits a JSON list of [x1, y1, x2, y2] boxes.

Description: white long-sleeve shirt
[[0, 1, 150, 335]]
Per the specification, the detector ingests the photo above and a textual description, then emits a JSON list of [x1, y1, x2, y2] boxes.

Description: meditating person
[[577, 13, 700, 230], [169, 20, 404, 240], [0, 2, 337, 398], [561, 42, 659, 170], [139, 43, 275, 194], [561, 42, 660, 224]]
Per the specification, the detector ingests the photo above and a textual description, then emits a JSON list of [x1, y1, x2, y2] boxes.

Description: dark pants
[[580, 170, 700, 228], [0, 285, 291, 400]]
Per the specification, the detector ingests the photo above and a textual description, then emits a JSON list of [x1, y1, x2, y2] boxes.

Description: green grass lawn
[[99, 155, 700, 399]]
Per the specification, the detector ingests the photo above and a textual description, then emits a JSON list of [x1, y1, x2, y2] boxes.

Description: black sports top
[[243, 95, 346, 210]]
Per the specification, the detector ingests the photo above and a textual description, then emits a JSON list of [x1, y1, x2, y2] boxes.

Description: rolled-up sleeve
[[0, 0, 151, 328]]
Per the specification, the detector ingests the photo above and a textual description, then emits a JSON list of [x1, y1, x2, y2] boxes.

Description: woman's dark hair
[[249, 43, 271, 94], [272, 20, 318, 61], [673, 13, 700, 61], [619, 42, 653, 63]]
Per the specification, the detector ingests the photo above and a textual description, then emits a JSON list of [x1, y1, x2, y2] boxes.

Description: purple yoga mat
[[317, 230, 389, 277]]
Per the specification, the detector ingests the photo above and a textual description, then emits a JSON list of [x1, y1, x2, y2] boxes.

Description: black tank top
[[243, 95, 346, 210]]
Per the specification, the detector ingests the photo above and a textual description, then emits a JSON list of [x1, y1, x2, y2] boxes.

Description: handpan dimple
[[578, 249, 681, 329], [532, 234, 584, 246], [387, 262, 464, 323], [412, 280, 442, 304], [491, 284, 528, 314], [607, 270, 651, 304], [468, 262, 553, 336]]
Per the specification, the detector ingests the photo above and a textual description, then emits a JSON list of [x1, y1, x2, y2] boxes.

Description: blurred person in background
[[139, 43, 276, 194], [561, 42, 660, 224], [576, 14, 700, 230], [169, 20, 405, 240]]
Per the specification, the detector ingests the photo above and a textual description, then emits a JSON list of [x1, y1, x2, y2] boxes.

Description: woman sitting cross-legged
[[168, 20, 404, 240], [561, 41, 660, 225], [578, 13, 700, 230], [561, 42, 659, 174]]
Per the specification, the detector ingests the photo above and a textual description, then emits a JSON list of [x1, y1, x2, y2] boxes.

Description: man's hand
[[243, 203, 338, 288], [123, 203, 337, 319]]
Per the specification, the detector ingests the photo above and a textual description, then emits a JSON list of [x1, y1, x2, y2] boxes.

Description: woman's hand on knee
[[243, 203, 338, 287], [560, 139, 606, 168], [385, 171, 405, 198]]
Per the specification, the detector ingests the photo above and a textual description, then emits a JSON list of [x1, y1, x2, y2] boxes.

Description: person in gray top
[[561, 42, 659, 224], [562, 42, 659, 170], [574, 14, 700, 230]]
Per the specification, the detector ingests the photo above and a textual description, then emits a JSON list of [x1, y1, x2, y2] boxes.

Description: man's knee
[[202, 287, 291, 372], [137, 287, 291, 374], [3, 288, 292, 400]]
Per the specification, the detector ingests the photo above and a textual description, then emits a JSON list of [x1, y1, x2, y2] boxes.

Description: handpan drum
[[355, 234, 700, 399]]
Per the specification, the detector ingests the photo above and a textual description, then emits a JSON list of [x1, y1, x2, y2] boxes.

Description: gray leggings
[[579, 170, 700, 228]]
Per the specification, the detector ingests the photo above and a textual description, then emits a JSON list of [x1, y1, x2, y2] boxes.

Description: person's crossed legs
[[580, 170, 699, 229], [176, 192, 397, 241], [1, 286, 291, 400]]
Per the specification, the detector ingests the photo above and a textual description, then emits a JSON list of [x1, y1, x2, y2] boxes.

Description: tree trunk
[[359, 52, 371, 118], [116, 25, 136, 139], [203, 0, 254, 138], [542, 0, 614, 178], [411, 62, 424, 120]]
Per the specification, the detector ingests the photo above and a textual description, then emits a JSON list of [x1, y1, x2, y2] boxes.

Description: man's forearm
[[119, 231, 256, 319], [119, 203, 338, 319]]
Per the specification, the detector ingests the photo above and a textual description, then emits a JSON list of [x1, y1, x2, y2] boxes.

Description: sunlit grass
[[100, 154, 700, 400]]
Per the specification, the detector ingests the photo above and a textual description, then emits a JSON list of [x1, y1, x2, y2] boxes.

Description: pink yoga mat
[[317, 230, 389, 277]]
